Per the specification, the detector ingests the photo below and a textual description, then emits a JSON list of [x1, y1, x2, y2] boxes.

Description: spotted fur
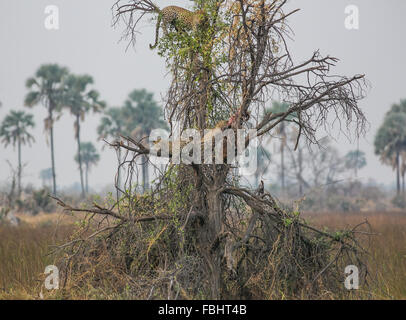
[[150, 6, 206, 50]]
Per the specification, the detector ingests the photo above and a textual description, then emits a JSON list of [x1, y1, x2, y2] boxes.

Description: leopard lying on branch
[[149, 5, 207, 49]]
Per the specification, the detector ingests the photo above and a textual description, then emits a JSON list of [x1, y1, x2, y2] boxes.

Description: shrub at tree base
[[55, 165, 371, 299]]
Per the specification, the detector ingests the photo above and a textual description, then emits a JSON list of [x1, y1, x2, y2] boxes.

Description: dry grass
[[0, 213, 75, 300], [0, 211, 405, 300], [304, 211, 406, 300]]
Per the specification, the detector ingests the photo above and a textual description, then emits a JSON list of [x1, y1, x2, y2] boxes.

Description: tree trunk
[[255, 172, 260, 187], [396, 150, 400, 195], [142, 155, 149, 193], [17, 136, 22, 198], [194, 182, 224, 300], [49, 109, 57, 196], [76, 115, 85, 198], [298, 146, 303, 196], [146, 161, 149, 190], [280, 123, 286, 194], [193, 46, 224, 299], [281, 142, 285, 193], [117, 147, 122, 191], [206, 187, 223, 299], [86, 163, 89, 194]]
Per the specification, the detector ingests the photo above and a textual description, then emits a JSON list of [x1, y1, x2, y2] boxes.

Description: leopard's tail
[[149, 12, 162, 50], [148, 1, 160, 13]]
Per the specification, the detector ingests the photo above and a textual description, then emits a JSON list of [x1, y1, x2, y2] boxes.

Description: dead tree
[[55, 0, 370, 300]]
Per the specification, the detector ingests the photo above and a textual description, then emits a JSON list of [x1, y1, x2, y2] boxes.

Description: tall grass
[[0, 216, 74, 299], [0, 211, 405, 299], [305, 211, 406, 300]]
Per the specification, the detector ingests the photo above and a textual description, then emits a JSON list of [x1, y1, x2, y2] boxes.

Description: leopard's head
[[193, 10, 209, 27]]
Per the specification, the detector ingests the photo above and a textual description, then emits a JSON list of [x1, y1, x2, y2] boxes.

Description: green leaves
[[333, 231, 351, 242], [375, 105, 406, 194], [24, 64, 69, 114], [25, 77, 38, 89], [98, 107, 126, 140], [283, 217, 293, 227], [75, 142, 100, 168], [375, 110, 406, 159], [24, 91, 41, 108], [62, 74, 104, 118], [0, 110, 35, 148], [345, 150, 367, 171], [269, 101, 297, 120], [123, 89, 168, 136], [98, 89, 168, 143]]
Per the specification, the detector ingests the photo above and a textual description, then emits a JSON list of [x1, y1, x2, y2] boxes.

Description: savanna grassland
[[0, 213, 75, 299], [0, 211, 405, 300], [304, 211, 406, 300]]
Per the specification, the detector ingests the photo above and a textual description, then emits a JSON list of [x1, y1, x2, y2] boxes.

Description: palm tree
[[269, 101, 296, 193], [375, 112, 406, 195], [75, 142, 100, 193], [344, 150, 367, 178], [255, 146, 271, 187], [401, 153, 406, 197], [0, 110, 35, 197], [387, 99, 406, 115], [98, 107, 127, 189], [386, 100, 406, 196], [98, 90, 167, 193], [25, 64, 69, 195], [39, 168, 53, 188], [98, 108, 126, 140], [62, 74, 105, 197], [123, 89, 168, 192]]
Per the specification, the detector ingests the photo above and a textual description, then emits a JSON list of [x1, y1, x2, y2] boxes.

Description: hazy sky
[[1, 0, 406, 191]]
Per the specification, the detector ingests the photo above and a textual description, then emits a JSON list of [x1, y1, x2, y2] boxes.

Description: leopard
[[149, 6, 207, 50]]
